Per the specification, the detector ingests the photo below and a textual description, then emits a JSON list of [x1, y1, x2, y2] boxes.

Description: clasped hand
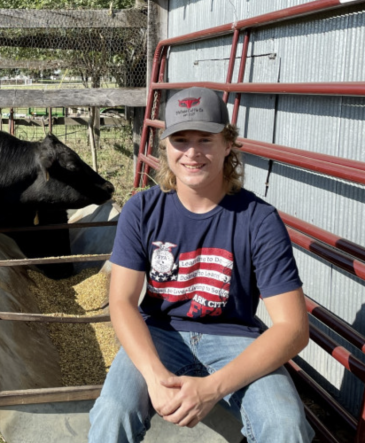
[[149, 375, 219, 428]]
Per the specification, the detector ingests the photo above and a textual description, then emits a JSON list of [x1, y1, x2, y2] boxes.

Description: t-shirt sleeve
[[110, 195, 147, 271], [251, 209, 302, 297]]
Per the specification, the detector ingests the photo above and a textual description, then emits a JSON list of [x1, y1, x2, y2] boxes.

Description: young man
[[89, 87, 315, 443]]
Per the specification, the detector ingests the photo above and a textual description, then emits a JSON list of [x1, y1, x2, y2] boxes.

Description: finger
[[162, 407, 188, 425], [160, 376, 182, 388], [160, 404, 179, 417], [160, 397, 182, 416], [186, 417, 200, 428], [176, 412, 200, 428]]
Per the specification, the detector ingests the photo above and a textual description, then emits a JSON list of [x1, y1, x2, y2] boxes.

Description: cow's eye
[[66, 163, 78, 172]]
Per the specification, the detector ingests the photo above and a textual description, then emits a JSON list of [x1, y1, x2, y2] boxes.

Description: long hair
[[156, 124, 244, 194]]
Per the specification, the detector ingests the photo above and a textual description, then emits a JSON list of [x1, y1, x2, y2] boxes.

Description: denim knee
[[88, 347, 153, 443], [224, 368, 315, 443], [251, 407, 314, 443], [89, 390, 152, 443]]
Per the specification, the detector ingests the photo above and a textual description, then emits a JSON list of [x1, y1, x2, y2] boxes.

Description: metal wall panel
[[166, 0, 365, 417]]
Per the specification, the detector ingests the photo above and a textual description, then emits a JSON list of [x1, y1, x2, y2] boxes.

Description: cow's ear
[[37, 136, 57, 181]]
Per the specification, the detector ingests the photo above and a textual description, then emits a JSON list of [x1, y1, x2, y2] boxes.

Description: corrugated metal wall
[[167, 0, 365, 417]]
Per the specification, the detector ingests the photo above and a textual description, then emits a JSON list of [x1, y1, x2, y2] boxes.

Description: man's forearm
[[208, 321, 308, 400], [110, 298, 183, 415], [110, 300, 170, 383], [207, 289, 309, 400]]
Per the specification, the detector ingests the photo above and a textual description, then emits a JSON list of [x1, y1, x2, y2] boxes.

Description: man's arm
[[109, 263, 180, 414], [160, 287, 309, 427]]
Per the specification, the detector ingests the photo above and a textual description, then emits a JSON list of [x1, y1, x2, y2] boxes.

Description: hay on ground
[[28, 268, 119, 386]]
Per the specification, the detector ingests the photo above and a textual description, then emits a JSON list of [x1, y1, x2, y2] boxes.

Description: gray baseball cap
[[160, 87, 230, 139]]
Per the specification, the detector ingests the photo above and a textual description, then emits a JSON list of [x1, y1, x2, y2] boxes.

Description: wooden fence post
[[88, 107, 98, 172], [48, 107, 53, 134], [9, 108, 14, 135]]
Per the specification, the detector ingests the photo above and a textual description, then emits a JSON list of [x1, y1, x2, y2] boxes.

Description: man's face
[[166, 130, 231, 194]]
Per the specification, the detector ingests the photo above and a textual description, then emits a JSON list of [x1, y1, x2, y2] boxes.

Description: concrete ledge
[[0, 401, 244, 443]]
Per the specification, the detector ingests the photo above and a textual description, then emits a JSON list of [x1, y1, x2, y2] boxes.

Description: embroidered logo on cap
[[178, 97, 201, 109]]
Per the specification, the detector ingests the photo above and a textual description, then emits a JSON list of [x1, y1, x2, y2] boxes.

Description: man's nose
[[185, 144, 200, 157]]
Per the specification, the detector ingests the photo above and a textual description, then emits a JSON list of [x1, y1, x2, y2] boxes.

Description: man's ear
[[37, 136, 57, 182], [225, 141, 232, 157]]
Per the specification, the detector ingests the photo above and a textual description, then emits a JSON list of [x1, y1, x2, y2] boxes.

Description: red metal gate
[[134, 1, 365, 442]]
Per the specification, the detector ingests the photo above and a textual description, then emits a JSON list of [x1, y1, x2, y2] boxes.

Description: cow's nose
[[105, 181, 115, 194]]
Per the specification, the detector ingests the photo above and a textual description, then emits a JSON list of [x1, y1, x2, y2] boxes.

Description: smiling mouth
[[183, 164, 205, 170]]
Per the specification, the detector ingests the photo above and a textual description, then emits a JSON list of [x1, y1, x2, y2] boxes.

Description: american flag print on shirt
[[148, 243, 233, 318]]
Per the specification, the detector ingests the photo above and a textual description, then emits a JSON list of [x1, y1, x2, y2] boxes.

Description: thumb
[[160, 376, 182, 388]]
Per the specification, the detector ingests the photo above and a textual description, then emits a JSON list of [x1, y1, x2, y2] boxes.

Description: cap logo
[[178, 97, 201, 109]]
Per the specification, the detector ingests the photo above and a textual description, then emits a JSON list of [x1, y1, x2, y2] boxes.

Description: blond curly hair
[[156, 124, 244, 194]]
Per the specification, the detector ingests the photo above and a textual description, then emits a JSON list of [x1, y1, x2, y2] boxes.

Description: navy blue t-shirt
[[110, 186, 302, 338]]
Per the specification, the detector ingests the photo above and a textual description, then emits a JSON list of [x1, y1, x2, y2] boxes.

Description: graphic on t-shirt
[[148, 246, 233, 318], [151, 241, 177, 274]]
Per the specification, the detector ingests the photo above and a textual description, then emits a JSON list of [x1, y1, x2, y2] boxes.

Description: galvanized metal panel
[[168, 0, 247, 35], [246, 0, 310, 18]]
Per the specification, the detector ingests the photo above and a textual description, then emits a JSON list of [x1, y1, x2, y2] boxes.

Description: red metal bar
[[237, 137, 365, 186], [222, 29, 240, 103], [134, 106, 154, 187], [303, 405, 342, 443], [287, 359, 357, 432], [244, 138, 365, 172], [287, 227, 365, 281], [138, 153, 160, 171], [145, 118, 164, 130], [141, 47, 169, 188], [152, 1, 365, 48], [305, 296, 365, 353], [355, 391, 365, 443], [232, 31, 250, 125], [133, 39, 166, 188], [152, 81, 365, 97], [309, 323, 365, 382], [280, 211, 365, 262]]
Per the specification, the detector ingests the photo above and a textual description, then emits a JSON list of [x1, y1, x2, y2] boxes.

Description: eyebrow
[[171, 132, 213, 137]]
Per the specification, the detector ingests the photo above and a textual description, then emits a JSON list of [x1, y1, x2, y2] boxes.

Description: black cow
[[0, 131, 115, 279]]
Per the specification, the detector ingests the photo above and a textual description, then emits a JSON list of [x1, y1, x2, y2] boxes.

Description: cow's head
[[31, 134, 115, 209]]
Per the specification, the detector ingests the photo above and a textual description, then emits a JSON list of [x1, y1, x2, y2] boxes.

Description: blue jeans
[[89, 326, 315, 443]]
